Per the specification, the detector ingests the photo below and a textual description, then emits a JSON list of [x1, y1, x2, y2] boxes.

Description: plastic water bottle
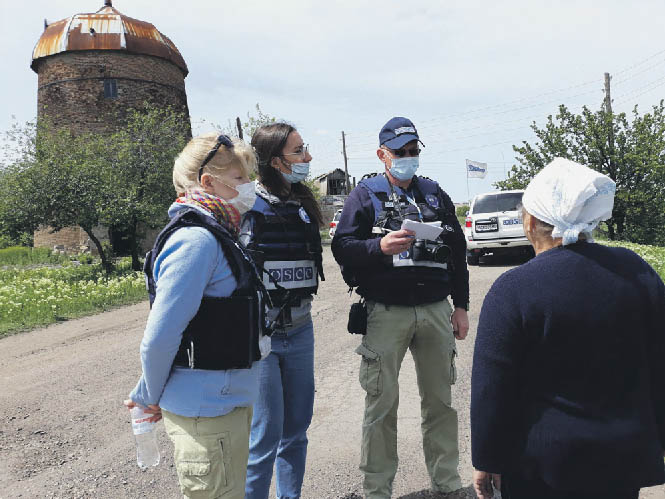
[[130, 406, 160, 468]]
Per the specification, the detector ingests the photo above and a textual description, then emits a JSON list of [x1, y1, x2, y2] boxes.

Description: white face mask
[[225, 181, 256, 215]]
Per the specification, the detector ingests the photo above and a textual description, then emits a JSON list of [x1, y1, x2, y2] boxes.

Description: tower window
[[103, 79, 117, 98]]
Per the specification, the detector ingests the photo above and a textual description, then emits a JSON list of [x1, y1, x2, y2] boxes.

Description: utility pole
[[604, 72, 615, 171], [604, 71, 617, 240], [604, 72, 613, 115], [341, 131, 350, 195], [236, 117, 243, 139]]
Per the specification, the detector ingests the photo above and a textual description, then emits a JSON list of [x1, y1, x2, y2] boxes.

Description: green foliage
[[0, 246, 68, 266], [495, 102, 665, 245], [0, 257, 146, 336], [0, 103, 190, 272], [456, 205, 469, 217], [0, 232, 33, 250], [76, 253, 94, 265]]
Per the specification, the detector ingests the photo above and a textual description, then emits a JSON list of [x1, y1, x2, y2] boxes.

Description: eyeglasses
[[198, 134, 234, 181], [389, 146, 421, 158], [282, 144, 309, 159]]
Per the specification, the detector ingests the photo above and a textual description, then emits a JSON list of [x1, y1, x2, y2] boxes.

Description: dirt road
[[1, 247, 663, 498]]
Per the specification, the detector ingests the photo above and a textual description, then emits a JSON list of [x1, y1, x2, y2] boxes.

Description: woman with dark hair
[[240, 123, 324, 499]]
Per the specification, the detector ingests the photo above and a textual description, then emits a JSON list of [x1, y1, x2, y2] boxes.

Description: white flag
[[466, 159, 487, 179]]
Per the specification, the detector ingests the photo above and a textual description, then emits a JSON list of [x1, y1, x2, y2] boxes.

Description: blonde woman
[[125, 133, 269, 499]]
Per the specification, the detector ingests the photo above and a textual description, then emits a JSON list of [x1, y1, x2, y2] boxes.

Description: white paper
[[401, 219, 444, 241]]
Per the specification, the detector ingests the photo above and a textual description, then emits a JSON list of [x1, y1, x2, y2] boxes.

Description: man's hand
[[379, 229, 415, 255], [451, 307, 469, 340], [473, 469, 501, 499]]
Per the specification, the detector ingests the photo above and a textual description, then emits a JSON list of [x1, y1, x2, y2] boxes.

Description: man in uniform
[[332, 117, 470, 499]]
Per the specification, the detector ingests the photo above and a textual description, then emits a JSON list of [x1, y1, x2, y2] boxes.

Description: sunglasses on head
[[198, 134, 234, 181]]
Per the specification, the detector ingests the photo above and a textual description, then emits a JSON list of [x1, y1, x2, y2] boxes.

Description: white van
[[465, 190, 533, 265]]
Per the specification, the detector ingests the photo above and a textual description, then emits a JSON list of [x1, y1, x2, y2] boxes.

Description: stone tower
[[30, 1, 191, 252]]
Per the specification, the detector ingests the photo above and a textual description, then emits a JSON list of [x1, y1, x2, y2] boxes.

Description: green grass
[[0, 246, 70, 266], [0, 258, 146, 336]]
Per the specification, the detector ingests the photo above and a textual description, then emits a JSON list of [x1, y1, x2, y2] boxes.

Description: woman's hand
[[473, 469, 501, 499], [124, 399, 163, 423]]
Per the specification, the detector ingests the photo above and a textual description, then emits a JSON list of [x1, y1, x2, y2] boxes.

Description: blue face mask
[[389, 157, 419, 181], [282, 162, 310, 184]]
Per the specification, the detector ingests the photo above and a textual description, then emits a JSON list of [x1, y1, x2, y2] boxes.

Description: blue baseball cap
[[379, 117, 424, 150]]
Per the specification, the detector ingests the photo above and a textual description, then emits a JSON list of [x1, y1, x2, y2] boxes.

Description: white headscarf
[[522, 158, 616, 245]]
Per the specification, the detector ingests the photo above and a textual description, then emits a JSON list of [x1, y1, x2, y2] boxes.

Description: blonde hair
[[173, 132, 257, 195]]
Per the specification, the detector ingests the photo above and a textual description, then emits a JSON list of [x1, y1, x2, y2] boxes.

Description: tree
[[495, 102, 665, 245], [0, 104, 190, 272], [0, 118, 115, 271], [100, 105, 190, 270]]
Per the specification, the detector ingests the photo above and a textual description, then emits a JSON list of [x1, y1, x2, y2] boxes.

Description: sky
[[2, 0, 665, 203]]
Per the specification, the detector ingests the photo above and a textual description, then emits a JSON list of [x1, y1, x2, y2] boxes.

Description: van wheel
[[467, 253, 480, 266]]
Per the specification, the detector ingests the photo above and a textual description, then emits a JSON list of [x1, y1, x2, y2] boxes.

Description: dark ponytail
[[251, 123, 323, 226]]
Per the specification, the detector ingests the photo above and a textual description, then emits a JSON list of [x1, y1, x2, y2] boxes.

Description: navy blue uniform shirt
[[332, 175, 469, 308]]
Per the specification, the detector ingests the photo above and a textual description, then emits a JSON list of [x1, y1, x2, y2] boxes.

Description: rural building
[[314, 168, 354, 196], [30, 1, 191, 253], [314, 169, 357, 224]]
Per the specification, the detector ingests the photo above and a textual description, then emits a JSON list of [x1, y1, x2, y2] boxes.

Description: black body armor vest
[[240, 195, 324, 308], [144, 209, 271, 370]]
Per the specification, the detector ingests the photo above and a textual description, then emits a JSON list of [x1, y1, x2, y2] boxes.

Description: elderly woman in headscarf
[[470, 158, 665, 499]]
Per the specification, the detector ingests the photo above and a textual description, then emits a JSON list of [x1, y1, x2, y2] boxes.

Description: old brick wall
[[33, 225, 109, 253], [35, 51, 189, 133]]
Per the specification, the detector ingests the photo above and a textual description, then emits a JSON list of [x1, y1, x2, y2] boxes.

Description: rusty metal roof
[[32, 2, 188, 76]]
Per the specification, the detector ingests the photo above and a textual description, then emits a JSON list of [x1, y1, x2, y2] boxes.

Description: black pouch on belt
[[347, 298, 367, 335]]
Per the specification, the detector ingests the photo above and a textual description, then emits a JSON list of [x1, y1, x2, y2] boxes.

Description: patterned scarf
[[175, 190, 241, 235]]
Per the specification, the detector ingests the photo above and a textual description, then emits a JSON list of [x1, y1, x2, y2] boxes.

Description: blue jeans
[[245, 320, 315, 499]]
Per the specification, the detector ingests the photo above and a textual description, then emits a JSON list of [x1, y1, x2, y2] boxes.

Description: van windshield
[[472, 192, 523, 214]]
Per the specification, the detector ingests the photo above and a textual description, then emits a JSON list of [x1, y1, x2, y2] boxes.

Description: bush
[[0, 246, 68, 266], [456, 205, 469, 218], [77, 253, 94, 264]]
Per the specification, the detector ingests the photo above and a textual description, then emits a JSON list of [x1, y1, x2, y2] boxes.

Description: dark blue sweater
[[471, 242, 665, 492]]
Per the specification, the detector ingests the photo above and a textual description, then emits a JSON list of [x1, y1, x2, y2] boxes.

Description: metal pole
[[465, 160, 470, 203]]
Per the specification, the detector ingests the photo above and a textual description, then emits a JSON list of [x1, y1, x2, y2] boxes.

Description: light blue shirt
[[129, 203, 260, 417]]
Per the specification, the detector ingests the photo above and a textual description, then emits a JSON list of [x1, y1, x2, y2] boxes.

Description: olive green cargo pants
[[163, 407, 252, 499], [356, 299, 461, 499]]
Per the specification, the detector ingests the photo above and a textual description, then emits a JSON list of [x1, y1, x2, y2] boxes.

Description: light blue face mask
[[282, 162, 310, 184], [389, 157, 419, 181]]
